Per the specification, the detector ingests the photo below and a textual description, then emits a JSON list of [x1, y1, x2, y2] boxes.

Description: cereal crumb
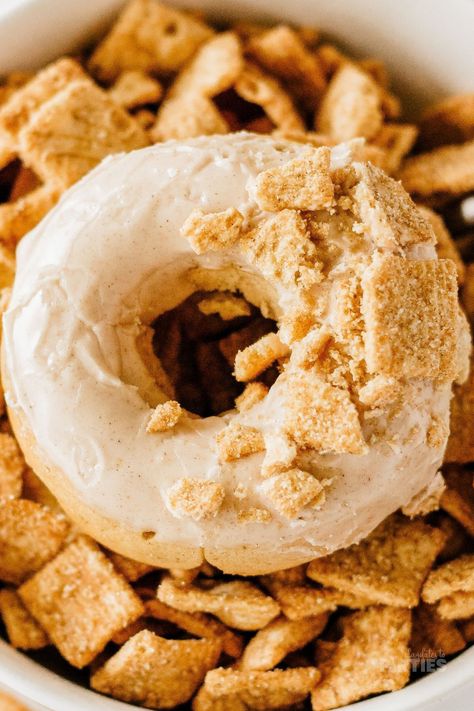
[[234, 332, 289, 382], [237, 507, 272, 524], [283, 369, 367, 455], [146, 400, 183, 432], [168, 478, 225, 520], [353, 161, 435, 250], [262, 468, 326, 518], [216, 422, 265, 461], [426, 413, 449, 449], [181, 207, 243, 254]]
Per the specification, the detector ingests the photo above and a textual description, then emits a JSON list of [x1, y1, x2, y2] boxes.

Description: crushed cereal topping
[[253, 147, 334, 211], [168, 478, 225, 520], [146, 400, 183, 432], [180, 207, 243, 254], [216, 422, 265, 461]]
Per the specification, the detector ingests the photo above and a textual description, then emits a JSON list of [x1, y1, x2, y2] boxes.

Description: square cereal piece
[[315, 64, 383, 142], [440, 467, 474, 536], [238, 613, 328, 671], [0, 184, 59, 247], [0, 58, 86, 143], [253, 147, 334, 211], [18, 79, 149, 189], [422, 554, 474, 603], [311, 606, 411, 710], [418, 205, 465, 283], [411, 602, 465, 662], [107, 550, 155, 582], [260, 577, 372, 620], [151, 92, 229, 140], [444, 362, 474, 463], [145, 598, 243, 658], [157, 575, 280, 631], [0, 588, 49, 650], [216, 422, 265, 462], [307, 514, 446, 608], [0, 432, 25, 504], [361, 254, 458, 381], [282, 369, 367, 455], [399, 140, 474, 198], [180, 207, 243, 254], [167, 477, 225, 520], [109, 70, 163, 108], [353, 162, 435, 249], [89, 0, 214, 81], [261, 468, 326, 519], [195, 667, 320, 711], [419, 93, 474, 150], [261, 431, 298, 477], [0, 499, 69, 584], [91, 629, 221, 707], [241, 210, 323, 292], [371, 123, 418, 175], [235, 62, 305, 133], [19, 536, 144, 667], [247, 25, 326, 109], [164, 32, 242, 100], [437, 590, 474, 620], [234, 332, 288, 382]]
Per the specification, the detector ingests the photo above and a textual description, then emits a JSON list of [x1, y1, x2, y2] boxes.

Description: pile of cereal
[[0, 1, 473, 709]]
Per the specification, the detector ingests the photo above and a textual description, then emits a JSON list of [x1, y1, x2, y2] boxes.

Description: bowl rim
[[2, 638, 474, 710]]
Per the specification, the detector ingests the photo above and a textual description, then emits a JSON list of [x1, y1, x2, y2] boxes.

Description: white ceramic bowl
[[1, 1, 474, 709]]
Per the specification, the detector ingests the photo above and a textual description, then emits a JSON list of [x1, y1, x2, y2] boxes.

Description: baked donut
[[2, 133, 469, 575]]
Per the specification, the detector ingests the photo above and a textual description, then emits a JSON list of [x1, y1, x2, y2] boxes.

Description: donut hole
[[151, 290, 278, 417]]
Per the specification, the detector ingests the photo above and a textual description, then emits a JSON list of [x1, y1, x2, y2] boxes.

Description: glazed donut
[[2, 133, 469, 575]]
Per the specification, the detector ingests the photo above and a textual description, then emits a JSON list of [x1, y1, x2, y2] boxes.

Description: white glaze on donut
[[2, 133, 461, 568]]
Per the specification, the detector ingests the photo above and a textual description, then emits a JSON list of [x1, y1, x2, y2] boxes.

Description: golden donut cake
[[2, 133, 469, 574]]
